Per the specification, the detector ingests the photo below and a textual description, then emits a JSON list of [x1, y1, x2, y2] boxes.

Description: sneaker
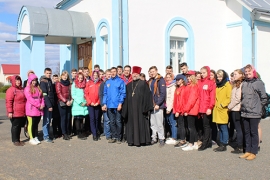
[[182, 145, 194, 151], [108, 139, 116, 143], [34, 137, 41, 144], [180, 142, 188, 148], [212, 140, 217, 145], [29, 139, 39, 145], [159, 140, 165, 147], [165, 139, 177, 145], [193, 144, 199, 150], [117, 140, 121, 144], [44, 138, 54, 143], [174, 142, 182, 148], [166, 137, 172, 140], [151, 140, 157, 145]]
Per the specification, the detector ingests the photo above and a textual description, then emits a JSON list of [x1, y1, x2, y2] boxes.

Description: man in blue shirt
[[102, 67, 126, 144]]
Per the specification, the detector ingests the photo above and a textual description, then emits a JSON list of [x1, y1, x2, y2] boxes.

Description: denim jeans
[[107, 108, 122, 140], [88, 106, 100, 137], [217, 124, 228, 145], [103, 111, 110, 138], [243, 118, 260, 154], [166, 112, 177, 139], [43, 108, 52, 140], [58, 104, 71, 135]]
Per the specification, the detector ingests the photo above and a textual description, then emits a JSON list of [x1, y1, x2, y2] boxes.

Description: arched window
[[96, 19, 111, 70], [169, 25, 188, 73], [165, 17, 194, 73]]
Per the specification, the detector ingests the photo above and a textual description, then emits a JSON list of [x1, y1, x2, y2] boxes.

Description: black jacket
[[40, 76, 55, 109]]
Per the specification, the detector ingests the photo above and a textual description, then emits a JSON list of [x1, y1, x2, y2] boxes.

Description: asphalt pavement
[[0, 99, 270, 180]]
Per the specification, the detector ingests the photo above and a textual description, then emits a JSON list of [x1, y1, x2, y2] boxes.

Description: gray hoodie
[[241, 78, 267, 118]]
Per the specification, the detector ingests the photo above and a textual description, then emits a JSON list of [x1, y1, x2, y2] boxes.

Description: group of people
[[5, 62, 267, 161]]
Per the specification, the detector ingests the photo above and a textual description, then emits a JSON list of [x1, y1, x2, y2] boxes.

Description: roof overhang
[[17, 6, 95, 44]]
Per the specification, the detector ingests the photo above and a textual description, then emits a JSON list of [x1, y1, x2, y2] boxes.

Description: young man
[[102, 67, 126, 144], [83, 67, 90, 82], [99, 69, 111, 140], [180, 62, 189, 75], [94, 64, 100, 71], [99, 69, 105, 80], [148, 66, 166, 147], [120, 65, 132, 85], [78, 67, 84, 73], [165, 65, 174, 79], [71, 69, 77, 83], [117, 65, 123, 77], [122, 66, 153, 146], [40, 68, 55, 143]]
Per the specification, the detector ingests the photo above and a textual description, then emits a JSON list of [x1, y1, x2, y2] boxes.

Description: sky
[[0, 0, 61, 72]]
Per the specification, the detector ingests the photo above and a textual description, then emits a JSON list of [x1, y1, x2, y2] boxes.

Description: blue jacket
[[148, 74, 166, 109], [103, 76, 126, 108]]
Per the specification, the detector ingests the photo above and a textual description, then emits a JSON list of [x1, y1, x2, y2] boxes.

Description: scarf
[[216, 70, 229, 88], [74, 73, 86, 89], [60, 79, 70, 86]]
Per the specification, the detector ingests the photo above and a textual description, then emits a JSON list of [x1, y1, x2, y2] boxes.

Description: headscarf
[[74, 72, 86, 89], [216, 70, 229, 88]]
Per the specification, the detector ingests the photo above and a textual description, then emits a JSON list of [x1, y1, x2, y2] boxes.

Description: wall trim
[[226, 21, 243, 28]]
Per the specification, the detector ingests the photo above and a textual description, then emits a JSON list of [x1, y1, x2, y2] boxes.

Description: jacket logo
[[162, 84, 165, 86], [203, 85, 208, 90], [176, 91, 180, 95], [107, 84, 110, 87]]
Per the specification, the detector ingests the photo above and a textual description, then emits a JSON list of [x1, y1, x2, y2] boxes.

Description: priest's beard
[[132, 75, 140, 81]]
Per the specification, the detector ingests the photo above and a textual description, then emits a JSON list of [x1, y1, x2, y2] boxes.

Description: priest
[[122, 66, 153, 146]]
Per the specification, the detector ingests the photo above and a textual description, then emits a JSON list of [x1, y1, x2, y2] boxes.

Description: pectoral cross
[[132, 92, 135, 97]]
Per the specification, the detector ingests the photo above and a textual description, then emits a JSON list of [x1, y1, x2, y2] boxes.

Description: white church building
[[17, 0, 270, 91]]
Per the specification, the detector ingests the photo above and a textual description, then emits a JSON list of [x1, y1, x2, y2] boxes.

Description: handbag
[[59, 101, 67, 107]]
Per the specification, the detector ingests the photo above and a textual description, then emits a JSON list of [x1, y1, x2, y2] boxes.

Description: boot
[[239, 152, 251, 159], [246, 153, 256, 160], [231, 146, 243, 154], [63, 134, 70, 140], [213, 143, 227, 152], [93, 136, 98, 141], [77, 131, 87, 140]]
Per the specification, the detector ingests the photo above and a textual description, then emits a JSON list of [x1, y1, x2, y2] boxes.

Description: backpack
[[261, 93, 270, 119]]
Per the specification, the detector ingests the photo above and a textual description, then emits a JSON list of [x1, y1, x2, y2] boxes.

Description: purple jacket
[[24, 74, 45, 117]]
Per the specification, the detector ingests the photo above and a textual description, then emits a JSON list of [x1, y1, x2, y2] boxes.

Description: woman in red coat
[[85, 70, 102, 141], [182, 71, 200, 151], [56, 71, 73, 140], [173, 74, 188, 148], [198, 66, 216, 151], [5, 75, 26, 146]]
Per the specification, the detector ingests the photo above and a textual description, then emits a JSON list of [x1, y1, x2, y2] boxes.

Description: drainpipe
[[119, 0, 123, 66], [251, 11, 255, 67]]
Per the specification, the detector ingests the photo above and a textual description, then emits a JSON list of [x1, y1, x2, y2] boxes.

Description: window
[[170, 39, 185, 73]]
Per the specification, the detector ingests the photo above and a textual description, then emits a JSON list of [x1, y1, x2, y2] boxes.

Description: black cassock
[[122, 79, 153, 146]]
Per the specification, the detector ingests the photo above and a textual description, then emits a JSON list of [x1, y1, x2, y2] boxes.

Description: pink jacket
[[24, 74, 45, 116]]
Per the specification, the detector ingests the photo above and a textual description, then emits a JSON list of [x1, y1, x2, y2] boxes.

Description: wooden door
[[78, 41, 92, 73]]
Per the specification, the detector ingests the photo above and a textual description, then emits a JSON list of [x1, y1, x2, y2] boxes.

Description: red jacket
[[120, 74, 132, 85], [85, 80, 102, 105], [173, 85, 186, 114], [56, 81, 71, 103], [182, 83, 200, 116], [5, 75, 26, 117], [198, 66, 216, 113]]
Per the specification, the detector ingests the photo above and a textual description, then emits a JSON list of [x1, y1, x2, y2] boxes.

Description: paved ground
[[0, 99, 270, 180]]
